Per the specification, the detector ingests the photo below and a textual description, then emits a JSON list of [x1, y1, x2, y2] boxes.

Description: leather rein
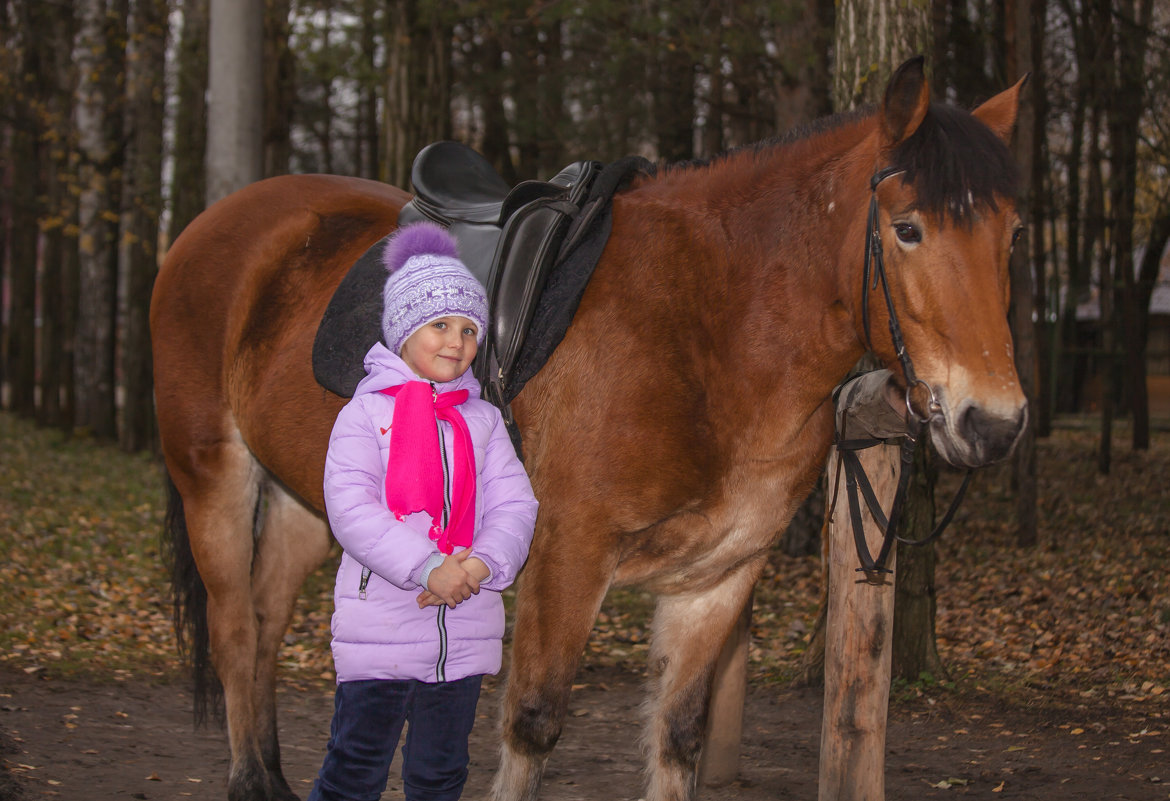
[[833, 167, 973, 576]]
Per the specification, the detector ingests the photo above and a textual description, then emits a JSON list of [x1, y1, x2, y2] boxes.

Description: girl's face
[[400, 316, 479, 384]]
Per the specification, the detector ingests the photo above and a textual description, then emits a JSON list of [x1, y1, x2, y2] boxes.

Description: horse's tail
[[162, 469, 223, 725]]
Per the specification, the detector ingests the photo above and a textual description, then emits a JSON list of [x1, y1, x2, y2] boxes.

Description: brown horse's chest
[[607, 408, 833, 592]]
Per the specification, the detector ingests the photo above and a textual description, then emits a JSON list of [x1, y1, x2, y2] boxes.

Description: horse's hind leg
[[172, 441, 274, 801], [642, 557, 764, 801], [490, 529, 618, 801], [250, 482, 333, 799]]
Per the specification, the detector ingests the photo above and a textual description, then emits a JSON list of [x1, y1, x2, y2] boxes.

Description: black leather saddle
[[398, 141, 600, 406], [312, 141, 601, 412]]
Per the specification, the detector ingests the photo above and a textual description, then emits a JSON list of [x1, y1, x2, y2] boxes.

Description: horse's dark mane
[[888, 102, 1019, 224], [639, 101, 1018, 224]]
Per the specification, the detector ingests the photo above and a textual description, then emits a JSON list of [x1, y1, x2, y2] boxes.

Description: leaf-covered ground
[[0, 411, 1167, 713]]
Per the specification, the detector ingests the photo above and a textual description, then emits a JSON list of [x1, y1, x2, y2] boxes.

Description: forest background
[[0, 3, 1169, 789], [1, 0, 1169, 642], [1, 0, 1168, 458]]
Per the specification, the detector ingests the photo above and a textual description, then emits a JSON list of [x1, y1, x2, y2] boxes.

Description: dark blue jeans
[[307, 675, 483, 801]]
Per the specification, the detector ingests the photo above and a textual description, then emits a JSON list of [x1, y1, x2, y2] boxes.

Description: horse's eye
[[1011, 227, 1025, 248], [894, 223, 921, 244]]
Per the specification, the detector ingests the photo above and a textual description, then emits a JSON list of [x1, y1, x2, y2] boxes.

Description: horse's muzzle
[[934, 399, 1027, 468]]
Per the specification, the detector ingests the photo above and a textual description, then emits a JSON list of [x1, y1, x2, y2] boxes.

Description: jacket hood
[[353, 341, 483, 399]]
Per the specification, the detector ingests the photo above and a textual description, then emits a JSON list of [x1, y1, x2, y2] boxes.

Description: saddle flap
[[486, 199, 578, 384]]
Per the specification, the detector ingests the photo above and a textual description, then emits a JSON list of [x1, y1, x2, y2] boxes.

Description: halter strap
[[838, 167, 972, 575]]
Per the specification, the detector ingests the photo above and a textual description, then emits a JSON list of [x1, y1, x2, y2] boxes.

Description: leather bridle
[[833, 167, 973, 576]]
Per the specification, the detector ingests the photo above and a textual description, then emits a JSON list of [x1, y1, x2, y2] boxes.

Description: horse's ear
[[972, 73, 1030, 145], [879, 56, 930, 148]]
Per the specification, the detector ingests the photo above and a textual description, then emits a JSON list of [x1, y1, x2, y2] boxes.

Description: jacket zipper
[[433, 382, 451, 682]]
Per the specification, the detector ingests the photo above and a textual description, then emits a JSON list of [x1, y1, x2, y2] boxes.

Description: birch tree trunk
[[207, 0, 263, 204], [833, 0, 931, 110]]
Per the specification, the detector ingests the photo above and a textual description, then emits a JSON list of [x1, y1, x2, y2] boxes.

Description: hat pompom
[[384, 221, 459, 274]]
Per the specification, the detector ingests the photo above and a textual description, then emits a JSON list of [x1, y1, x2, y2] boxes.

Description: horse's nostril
[[959, 405, 1025, 462]]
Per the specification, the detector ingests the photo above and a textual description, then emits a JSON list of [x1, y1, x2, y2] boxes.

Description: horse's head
[[856, 58, 1028, 469]]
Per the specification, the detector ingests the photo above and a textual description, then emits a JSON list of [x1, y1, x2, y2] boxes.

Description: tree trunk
[[5, 0, 47, 419], [1006, 0, 1038, 547], [1109, 0, 1155, 451], [36, 2, 78, 430], [771, 0, 834, 134], [1055, 0, 1090, 414], [805, 4, 935, 687], [357, 0, 380, 180], [1029, 7, 1051, 439], [74, 0, 123, 440], [833, 0, 930, 110], [651, 2, 697, 162], [168, 0, 209, 245], [1094, 0, 1116, 474], [472, 28, 516, 184], [385, 0, 451, 190], [119, 0, 168, 453], [263, 0, 294, 178], [890, 445, 943, 680], [207, 0, 264, 204]]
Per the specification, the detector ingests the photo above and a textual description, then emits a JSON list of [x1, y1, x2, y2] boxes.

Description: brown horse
[[151, 58, 1027, 801]]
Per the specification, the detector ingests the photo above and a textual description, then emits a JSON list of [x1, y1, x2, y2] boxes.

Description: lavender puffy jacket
[[323, 342, 538, 684]]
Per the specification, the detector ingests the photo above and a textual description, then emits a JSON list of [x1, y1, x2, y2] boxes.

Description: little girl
[[309, 222, 538, 801]]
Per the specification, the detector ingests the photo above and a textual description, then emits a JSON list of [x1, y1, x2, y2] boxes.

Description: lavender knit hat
[[381, 222, 488, 355]]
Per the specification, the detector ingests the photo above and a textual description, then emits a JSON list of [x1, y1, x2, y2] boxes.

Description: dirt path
[[3, 665, 1168, 801]]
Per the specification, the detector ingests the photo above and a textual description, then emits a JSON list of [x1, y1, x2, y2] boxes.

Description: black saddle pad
[[311, 237, 391, 398]]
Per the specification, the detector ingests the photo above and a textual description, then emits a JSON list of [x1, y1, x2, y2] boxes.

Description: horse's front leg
[[643, 556, 765, 801], [249, 483, 334, 801], [490, 523, 618, 801]]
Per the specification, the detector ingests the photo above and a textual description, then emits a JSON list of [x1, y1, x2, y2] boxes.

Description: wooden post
[[699, 592, 753, 786], [818, 370, 907, 801]]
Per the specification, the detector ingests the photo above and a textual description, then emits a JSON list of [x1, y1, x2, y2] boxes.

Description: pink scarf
[[380, 382, 475, 555]]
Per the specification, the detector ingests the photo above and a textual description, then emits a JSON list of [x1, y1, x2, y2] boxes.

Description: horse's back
[[152, 174, 408, 509]]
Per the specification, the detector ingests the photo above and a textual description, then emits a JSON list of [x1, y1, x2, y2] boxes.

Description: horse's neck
[[641, 137, 873, 393], [591, 183, 861, 474]]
